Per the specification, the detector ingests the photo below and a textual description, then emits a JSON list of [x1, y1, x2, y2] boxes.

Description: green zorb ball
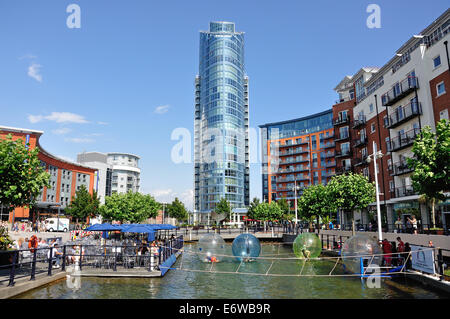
[[293, 233, 322, 259]]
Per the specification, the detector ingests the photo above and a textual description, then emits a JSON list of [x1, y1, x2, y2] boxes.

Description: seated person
[[48, 244, 64, 268]]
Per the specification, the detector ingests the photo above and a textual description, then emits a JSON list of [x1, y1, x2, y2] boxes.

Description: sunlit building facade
[[194, 21, 249, 222]]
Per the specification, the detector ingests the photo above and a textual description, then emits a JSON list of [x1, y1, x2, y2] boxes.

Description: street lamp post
[[367, 141, 383, 242], [292, 180, 301, 228]]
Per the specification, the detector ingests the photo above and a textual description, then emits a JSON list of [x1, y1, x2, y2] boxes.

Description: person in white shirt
[[47, 244, 63, 268]]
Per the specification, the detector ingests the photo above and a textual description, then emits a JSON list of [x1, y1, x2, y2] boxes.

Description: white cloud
[[154, 104, 170, 114], [52, 127, 72, 135], [27, 112, 89, 124], [85, 133, 103, 137], [28, 63, 42, 82], [64, 137, 94, 143], [19, 54, 38, 60], [28, 114, 44, 123], [97, 121, 108, 125]]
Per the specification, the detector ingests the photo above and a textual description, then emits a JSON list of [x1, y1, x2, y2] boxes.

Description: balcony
[[333, 116, 350, 126], [323, 142, 335, 149], [390, 185, 418, 198], [278, 167, 310, 174], [321, 132, 335, 140], [389, 160, 414, 176], [354, 155, 369, 167], [335, 149, 352, 158], [352, 116, 366, 129], [386, 101, 422, 129], [353, 136, 368, 148], [381, 76, 419, 106], [279, 148, 310, 156], [279, 139, 309, 148], [336, 166, 353, 175], [322, 151, 335, 158], [280, 157, 310, 165], [322, 172, 335, 178], [389, 128, 420, 152], [325, 161, 336, 168], [334, 131, 350, 142]]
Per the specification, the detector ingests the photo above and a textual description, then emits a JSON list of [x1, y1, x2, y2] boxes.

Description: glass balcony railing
[[335, 149, 352, 158], [381, 76, 419, 106], [390, 185, 418, 198], [386, 101, 422, 129], [389, 128, 421, 152], [352, 116, 366, 129], [334, 131, 350, 142], [353, 136, 368, 148], [333, 116, 350, 126], [388, 160, 414, 176]]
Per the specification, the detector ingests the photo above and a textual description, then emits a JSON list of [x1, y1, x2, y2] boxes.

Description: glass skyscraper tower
[[194, 22, 249, 220]]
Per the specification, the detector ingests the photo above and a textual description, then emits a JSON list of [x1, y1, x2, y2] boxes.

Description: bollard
[[62, 245, 66, 271], [113, 246, 117, 271], [8, 251, 18, 287], [30, 248, 37, 280], [438, 249, 444, 281], [79, 245, 83, 271], [48, 247, 53, 276]]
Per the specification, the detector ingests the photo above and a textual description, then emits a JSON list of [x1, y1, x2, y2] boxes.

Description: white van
[[45, 218, 70, 232]]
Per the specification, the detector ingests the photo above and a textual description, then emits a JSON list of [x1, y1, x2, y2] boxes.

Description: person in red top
[[382, 239, 392, 266], [28, 235, 38, 253]]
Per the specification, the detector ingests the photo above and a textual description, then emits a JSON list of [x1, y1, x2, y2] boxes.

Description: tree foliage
[[252, 202, 282, 221], [0, 134, 50, 211], [327, 173, 376, 213], [297, 184, 335, 221], [100, 191, 160, 223], [247, 197, 260, 220], [65, 185, 100, 223], [167, 197, 188, 222], [215, 197, 232, 220], [407, 119, 450, 227], [276, 197, 292, 220]]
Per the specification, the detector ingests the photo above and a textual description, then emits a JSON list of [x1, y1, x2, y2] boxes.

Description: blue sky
[[1, 0, 449, 209]]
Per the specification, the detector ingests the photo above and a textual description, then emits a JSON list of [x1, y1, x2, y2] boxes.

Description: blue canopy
[[120, 224, 156, 242], [121, 224, 156, 233], [84, 223, 122, 231]]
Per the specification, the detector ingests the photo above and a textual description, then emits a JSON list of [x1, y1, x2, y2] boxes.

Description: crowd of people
[[379, 236, 435, 269]]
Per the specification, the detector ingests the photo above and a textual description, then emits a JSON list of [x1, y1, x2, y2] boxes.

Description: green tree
[[253, 202, 282, 222], [167, 197, 188, 222], [66, 185, 100, 223], [215, 197, 232, 222], [100, 191, 160, 223], [276, 197, 292, 221], [0, 134, 50, 214], [297, 184, 335, 229], [327, 173, 376, 229], [247, 197, 260, 220], [407, 119, 450, 228]]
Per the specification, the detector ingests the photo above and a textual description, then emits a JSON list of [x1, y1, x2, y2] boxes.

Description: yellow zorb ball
[[293, 233, 322, 259]]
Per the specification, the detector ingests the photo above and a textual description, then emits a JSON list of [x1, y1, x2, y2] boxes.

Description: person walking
[[407, 216, 418, 234]]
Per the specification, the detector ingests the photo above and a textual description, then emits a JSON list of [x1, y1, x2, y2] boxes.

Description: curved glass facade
[[194, 22, 249, 213]]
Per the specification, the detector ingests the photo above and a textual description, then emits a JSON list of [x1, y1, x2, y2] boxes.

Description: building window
[[436, 81, 446, 96], [369, 103, 374, 113], [433, 55, 441, 68], [371, 123, 376, 133]]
